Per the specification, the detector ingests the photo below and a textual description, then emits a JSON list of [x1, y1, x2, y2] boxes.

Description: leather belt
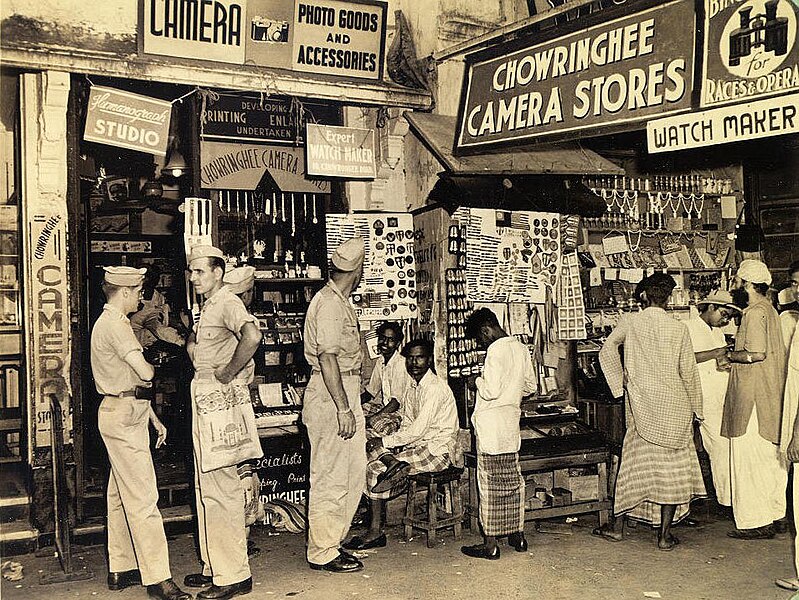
[[312, 369, 360, 378], [110, 386, 154, 400]]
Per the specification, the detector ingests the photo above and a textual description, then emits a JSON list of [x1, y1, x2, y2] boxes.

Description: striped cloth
[[613, 420, 707, 526], [365, 446, 451, 500], [369, 411, 402, 436], [476, 452, 525, 537], [237, 461, 263, 527]]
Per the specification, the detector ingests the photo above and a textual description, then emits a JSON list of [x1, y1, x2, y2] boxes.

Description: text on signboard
[[150, 0, 242, 46]]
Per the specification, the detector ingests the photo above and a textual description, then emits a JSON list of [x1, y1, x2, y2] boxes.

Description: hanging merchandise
[[557, 252, 587, 341], [454, 207, 562, 304], [326, 213, 418, 321]]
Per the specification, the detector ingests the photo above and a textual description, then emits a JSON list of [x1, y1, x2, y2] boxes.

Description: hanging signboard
[[647, 92, 799, 152], [305, 124, 377, 178], [326, 213, 418, 321], [142, 0, 386, 80], [143, 0, 247, 64], [701, 0, 799, 108], [200, 140, 330, 192], [201, 94, 340, 144], [83, 86, 172, 156], [455, 0, 695, 151]]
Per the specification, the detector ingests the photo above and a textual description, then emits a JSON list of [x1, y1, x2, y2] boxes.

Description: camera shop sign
[[455, 0, 695, 150], [142, 0, 386, 80], [83, 86, 172, 156], [702, 0, 799, 107], [647, 92, 799, 152]]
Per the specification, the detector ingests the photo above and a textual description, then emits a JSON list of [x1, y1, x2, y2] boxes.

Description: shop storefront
[[0, 0, 431, 548]]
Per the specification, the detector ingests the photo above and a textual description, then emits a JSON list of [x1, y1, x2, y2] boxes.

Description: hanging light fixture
[[161, 149, 188, 178]]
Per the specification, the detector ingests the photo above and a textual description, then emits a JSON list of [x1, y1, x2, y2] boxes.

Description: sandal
[[591, 526, 623, 542]]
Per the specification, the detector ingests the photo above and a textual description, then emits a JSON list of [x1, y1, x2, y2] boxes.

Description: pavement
[[2, 504, 797, 600]]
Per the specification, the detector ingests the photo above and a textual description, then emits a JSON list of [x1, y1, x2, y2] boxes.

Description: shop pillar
[[19, 70, 74, 533]]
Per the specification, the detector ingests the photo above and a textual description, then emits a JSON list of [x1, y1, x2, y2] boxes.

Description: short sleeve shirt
[[193, 286, 258, 383], [90, 304, 147, 396], [303, 281, 362, 372]]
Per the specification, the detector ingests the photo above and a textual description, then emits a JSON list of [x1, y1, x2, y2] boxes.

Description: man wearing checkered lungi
[[343, 339, 459, 551], [461, 308, 538, 561], [598, 274, 705, 551]]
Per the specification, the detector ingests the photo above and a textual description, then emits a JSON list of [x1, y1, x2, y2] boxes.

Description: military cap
[[103, 266, 146, 287], [331, 237, 365, 272]]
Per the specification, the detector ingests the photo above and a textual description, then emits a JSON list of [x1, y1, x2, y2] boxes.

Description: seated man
[[361, 322, 413, 432], [344, 339, 458, 550]]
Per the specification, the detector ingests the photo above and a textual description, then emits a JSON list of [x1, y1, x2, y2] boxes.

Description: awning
[[405, 112, 623, 176]]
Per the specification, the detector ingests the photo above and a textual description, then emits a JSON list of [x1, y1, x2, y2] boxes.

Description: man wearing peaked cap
[[90, 266, 190, 600], [302, 236, 367, 573], [723, 260, 788, 540], [184, 247, 262, 599], [685, 290, 741, 513]]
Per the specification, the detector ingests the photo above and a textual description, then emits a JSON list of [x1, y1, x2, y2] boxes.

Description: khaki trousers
[[191, 380, 250, 586], [303, 373, 366, 565], [98, 396, 170, 585]]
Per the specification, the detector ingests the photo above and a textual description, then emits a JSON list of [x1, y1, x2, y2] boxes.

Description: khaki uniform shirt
[[91, 304, 147, 396], [722, 298, 787, 442], [303, 281, 362, 373], [193, 285, 258, 383]]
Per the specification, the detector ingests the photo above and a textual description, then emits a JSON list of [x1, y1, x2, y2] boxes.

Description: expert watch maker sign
[[305, 124, 376, 178], [455, 0, 695, 150], [702, 0, 799, 107]]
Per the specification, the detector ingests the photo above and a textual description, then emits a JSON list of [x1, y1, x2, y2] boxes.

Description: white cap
[[736, 259, 772, 285], [223, 265, 256, 294], [103, 266, 146, 286], [331, 237, 365, 272]]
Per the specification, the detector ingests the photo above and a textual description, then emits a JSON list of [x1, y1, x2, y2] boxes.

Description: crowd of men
[[89, 236, 799, 599], [593, 259, 799, 593]]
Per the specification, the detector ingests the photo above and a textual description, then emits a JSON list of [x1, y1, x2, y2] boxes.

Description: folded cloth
[[264, 498, 306, 534]]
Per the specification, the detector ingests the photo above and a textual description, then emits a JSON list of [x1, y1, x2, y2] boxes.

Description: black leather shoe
[[371, 461, 411, 494], [338, 549, 359, 562], [508, 532, 528, 552], [108, 569, 142, 591], [343, 534, 387, 550], [196, 577, 252, 599], [727, 526, 775, 540], [678, 516, 701, 528], [461, 544, 500, 560], [309, 553, 364, 573], [147, 578, 192, 600], [183, 574, 213, 588]]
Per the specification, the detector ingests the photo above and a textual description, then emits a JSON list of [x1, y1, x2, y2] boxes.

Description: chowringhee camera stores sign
[[454, 0, 695, 151]]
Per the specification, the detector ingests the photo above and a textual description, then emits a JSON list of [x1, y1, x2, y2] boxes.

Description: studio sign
[[455, 0, 695, 149], [83, 86, 172, 156]]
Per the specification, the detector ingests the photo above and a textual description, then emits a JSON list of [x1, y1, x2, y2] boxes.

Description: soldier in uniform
[[91, 266, 190, 600], [303, 237, 367, 573], [183, 246, 262, 600]]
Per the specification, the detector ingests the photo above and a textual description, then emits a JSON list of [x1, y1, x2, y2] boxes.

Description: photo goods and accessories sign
[[305, 124, 376, 178], [455, 0, 695, 150], [702, 0, 799, 107], [84, 86, 172, 156], [142, 0, 386, 80], [647, 92, 799, 152]]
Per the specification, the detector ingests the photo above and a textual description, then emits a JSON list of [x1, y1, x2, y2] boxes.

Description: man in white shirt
[[343, 339, 459, 551], [361, 322, 413, 432], [684, 290, 740, 510], [461, 308, 537, 561]]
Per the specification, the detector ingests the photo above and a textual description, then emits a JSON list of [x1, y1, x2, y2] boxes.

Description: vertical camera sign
[[702, 0, 799, 107]]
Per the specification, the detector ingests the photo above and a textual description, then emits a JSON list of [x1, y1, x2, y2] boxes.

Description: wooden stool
[[403, 466, 464, 548]]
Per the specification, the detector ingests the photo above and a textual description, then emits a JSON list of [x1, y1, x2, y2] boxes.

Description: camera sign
[[702, 0, 799, 107]]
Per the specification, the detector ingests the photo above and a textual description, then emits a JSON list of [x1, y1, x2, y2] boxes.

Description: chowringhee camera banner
[[454, 208, 562, 304], [326, 213, 417, 321]]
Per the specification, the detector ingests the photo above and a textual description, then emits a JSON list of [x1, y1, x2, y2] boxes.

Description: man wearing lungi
[[597, 273, 705, 551], [460, 308, 538, 560], [343, 338, 459, 551], [723, 259, 788, 540], [91, 266, 190, 600], [684, 290, 740, 510], [361, 321, 412, 426], [303, 237, 367, 573], [184, 246, 262, 600]]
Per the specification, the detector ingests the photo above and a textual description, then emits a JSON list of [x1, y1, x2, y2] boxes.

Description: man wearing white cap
[[90, 266, 190, 600], [684, 290, 740, 509], [303, 236, 367, 573], [723, 259, 788, 540], [778, 261, 799, 351], [183, 246, 262, 600]]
